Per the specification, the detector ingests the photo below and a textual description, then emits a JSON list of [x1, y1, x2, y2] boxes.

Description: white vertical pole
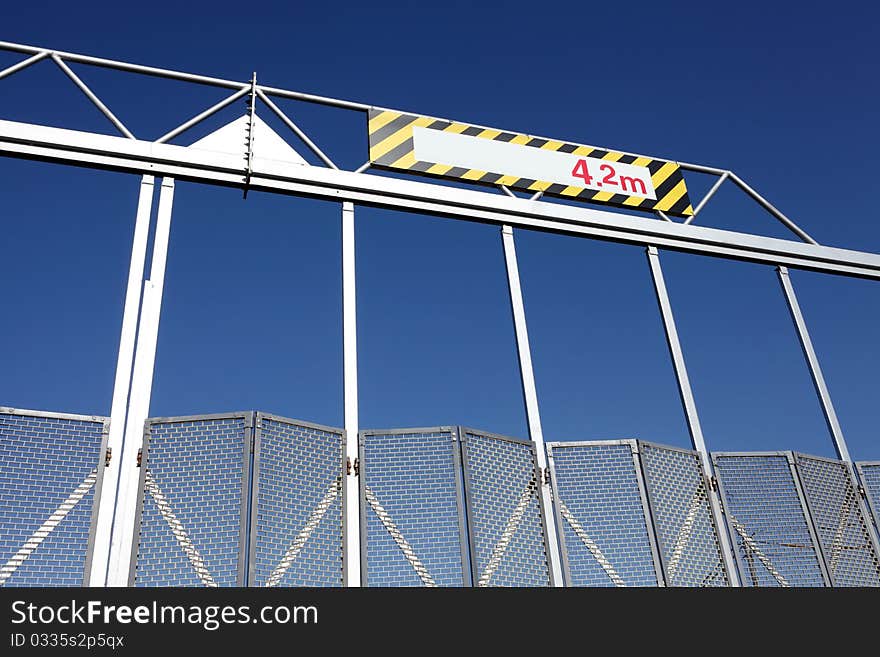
[[106, 177, 176, 587], [342, 201, 361, 586], [777, 266, 852, 463], [501, 225, 564, 587], [646, 246, 741, 586], [88, 175, 155, 586]]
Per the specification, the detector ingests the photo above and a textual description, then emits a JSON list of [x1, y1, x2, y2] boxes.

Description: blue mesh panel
[[859, 463, 880, 533], [361, 429, 467, 587], [250, 415, 344, 587], [549, 442, 660, 587], [639, 442, 729, 587], [133, 415, 248, 587], [714, 454, 827, 587], [462, 430, 550, 587], [795, 454, 880, 587], [0, 409, 106, 587]]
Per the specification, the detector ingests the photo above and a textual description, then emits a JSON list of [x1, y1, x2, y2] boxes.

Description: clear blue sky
[[1, 1, 878, 460]]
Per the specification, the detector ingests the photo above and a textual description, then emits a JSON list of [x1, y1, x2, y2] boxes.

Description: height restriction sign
[[368, 110, 693, 217]]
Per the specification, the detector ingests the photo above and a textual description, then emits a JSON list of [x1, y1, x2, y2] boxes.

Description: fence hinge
[[354, 458, 360, 476], [543, 466, 552, 486], [858, 484, 868, 499], [710, 476, 726, 515], [104, 447, 112, 467], [136, 448, 143, 468]]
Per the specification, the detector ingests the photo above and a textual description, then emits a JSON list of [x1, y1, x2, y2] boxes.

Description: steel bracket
[[243, 72, 257, 199]]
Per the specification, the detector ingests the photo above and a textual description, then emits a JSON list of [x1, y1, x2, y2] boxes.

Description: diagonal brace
[[51, 54, 135, 139], [143, 470, 216, 587], [0, 468, 98, 585], [665, 485, 703, 582], [728, 516, 790, 587], [0, 51, 49, 81], [364, 485, 436, 587], [478, 479, 536, 587], [265, 477, 342, 587], [557, 499, 625, 586], [156, 87, 250, 144]]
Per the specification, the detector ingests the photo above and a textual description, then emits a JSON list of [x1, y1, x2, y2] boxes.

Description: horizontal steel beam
[[2, 118, 880, 280]]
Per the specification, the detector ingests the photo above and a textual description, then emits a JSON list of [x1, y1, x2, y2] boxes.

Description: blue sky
[[0, 0, 878, 460]]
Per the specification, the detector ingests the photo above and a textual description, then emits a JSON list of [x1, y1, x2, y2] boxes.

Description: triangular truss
[[0, 42, 820, 245], [0, 50, 335, 175]]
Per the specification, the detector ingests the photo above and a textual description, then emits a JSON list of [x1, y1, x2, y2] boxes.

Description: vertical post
[[106, 178, 176, 587], [501, 225, 564, 587], [88, 175, 155, 586], [645, 246, 740, 586], [342, 201, 361, 587], [777, 266, 852, 463]]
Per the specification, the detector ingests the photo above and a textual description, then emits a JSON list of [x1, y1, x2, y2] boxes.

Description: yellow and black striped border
[[368, 109, 693, 217]]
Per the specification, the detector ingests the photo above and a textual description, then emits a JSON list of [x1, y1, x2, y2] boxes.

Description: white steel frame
[[1, 41, 877, 587], [106, 178, 175, 587], [501, 226, 564, 586]]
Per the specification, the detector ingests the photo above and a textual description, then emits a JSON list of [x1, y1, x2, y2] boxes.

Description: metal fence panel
[[547, 441, 662, 587], [713, 453, 828, 587], [0, 408, 109, 587], [794, 454, 880, 587], [461, 428, 550, 587], [249, 413, 344, 587], [856, 462, 880, 535], [130, 413, 251, 587], [638, 442, 729, 587], [359, 428, 469, 587]]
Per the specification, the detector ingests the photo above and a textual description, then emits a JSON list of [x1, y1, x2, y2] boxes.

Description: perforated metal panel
[[131, 413, 250, 587], [638, 442, 729, 587], [461, 428, 550, 587], [548, 441, 662, 587], [713, 453, 828, 587], [359, 428, 469, 587], [794, 454, 880, 587], [856, 462, 880, 534], [0, 408, 109, 587], [249, 413, 344, 587]]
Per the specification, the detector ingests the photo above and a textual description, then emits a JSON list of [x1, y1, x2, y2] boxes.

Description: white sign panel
[[412, 126, 657, 200]]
